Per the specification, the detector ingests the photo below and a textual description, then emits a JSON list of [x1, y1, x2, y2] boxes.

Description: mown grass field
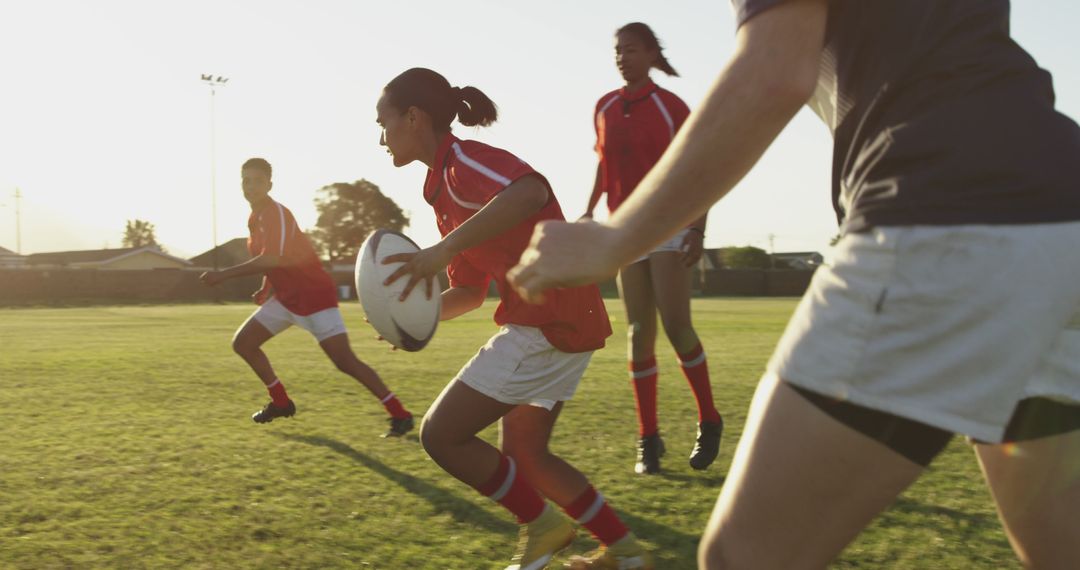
[[1, 299, 1016, 569]]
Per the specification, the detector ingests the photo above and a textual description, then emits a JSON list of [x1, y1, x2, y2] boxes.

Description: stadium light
[[201, 74, 229, 270]]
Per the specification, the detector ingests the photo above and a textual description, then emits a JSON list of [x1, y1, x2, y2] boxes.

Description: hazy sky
[[1, 1, 1077, 258]]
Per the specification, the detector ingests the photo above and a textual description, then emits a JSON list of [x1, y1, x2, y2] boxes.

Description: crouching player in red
[[375, 68, 653, 569], [199, 158, 415, 437]]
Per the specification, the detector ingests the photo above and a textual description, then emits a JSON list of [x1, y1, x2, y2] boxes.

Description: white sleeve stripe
[[650, 92, 675, 140], [275, 203, 287, 255], [443, 167, 484, 210], [452, 142, 513, 186], [597, 94, 620, 121]]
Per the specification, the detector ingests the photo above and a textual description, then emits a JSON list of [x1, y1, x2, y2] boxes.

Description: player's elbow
[[511, 176, 551, 214]]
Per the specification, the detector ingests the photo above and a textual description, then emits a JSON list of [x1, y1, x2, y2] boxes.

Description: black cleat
[[252, 400, 296, 424], [383, 415, 415, 438], [635, 433, 666, 475], [689, 419, 723, 470]]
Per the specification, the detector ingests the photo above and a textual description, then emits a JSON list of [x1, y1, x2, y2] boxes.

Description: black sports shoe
[[635, 433, 666, 475], [383, 415, 415, 438], [689, 419, 723, 470], [252, 400, 296, 423]]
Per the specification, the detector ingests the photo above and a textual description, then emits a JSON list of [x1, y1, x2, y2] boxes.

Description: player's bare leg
[[619, 261, 666, 474], [320, 332, 413, 436], [976, 430, 1080, 568], [232, 318, 295, 422], [232, 318, 277, 385], [698, 375, 923, 569], [501, 403, 588, 504], [650, 250, 723, 470], [319, 333, 392, 399]]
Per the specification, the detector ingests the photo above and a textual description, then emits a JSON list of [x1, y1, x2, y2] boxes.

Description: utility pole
[[201, 74, 229, 270], [768, 233, 775, 269], [14, 187, 22, 254]]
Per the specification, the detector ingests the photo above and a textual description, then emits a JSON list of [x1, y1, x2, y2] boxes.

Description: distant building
[[189, 238, 251, 269], [22, 246, 192, 270], [0, 245, 24, 268], [772, 251, 824, 270]]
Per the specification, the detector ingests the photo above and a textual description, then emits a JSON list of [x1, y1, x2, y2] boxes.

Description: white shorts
[[244, 297, 347, 343], [767, 223, 1080, 443], [633, 228, 691, 264], [454, 324, 593, 410]]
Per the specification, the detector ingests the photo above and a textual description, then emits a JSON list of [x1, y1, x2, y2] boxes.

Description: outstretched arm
[[199, 253, 284, 286], [509, 0, 827, 300]]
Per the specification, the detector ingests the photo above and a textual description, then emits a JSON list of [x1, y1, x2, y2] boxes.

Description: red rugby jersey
[[423, 134, 611, 353], [247, 199, 338, 316], [594, 79, 691, 212]]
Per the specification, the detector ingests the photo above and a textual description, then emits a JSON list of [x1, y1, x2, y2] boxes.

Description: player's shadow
[[275, 433, 514, 535]]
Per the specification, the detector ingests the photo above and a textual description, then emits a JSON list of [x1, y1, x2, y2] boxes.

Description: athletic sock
[[475, 454, 546, 524], [678, 343, 721, 424], [630, 357, 659, 437], [380, 392, 411, 419], [266, 379, 290, 407], [561, 485, 629, 546]]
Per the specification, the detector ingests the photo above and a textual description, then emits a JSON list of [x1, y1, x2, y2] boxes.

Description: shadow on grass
[[614, 510, 704, 569], [275, 433, 514, 535], [885, 497, 1002, 532]]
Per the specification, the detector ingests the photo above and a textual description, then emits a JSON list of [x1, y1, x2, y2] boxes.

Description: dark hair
[[617, 22, 679, 77], [383, 68, 498, 131], [242, 157, 272, 179]]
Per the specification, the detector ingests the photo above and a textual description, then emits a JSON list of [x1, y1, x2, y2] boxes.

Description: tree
[[122, 219, 162, 250], [718, 246, 774, 269], [309, 180, 409, 261]]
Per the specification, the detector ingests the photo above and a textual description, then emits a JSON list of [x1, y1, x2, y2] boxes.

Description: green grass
[[0, 299, 1016, 569]]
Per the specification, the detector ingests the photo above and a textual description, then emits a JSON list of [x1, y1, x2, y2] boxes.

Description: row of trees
[[123, 180, 786, 269]]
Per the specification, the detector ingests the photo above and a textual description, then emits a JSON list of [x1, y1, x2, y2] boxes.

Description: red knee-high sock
[[380, 392, 411, 419], [475, 454, 546, 524], [678, 343, 721, 423], [266, 379, 290, 407], [630, 357, 659, 437], [561, 485, 629, 546]]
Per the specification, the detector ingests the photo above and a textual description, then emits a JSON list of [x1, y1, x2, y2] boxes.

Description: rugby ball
[[355, 229, 440, 352]]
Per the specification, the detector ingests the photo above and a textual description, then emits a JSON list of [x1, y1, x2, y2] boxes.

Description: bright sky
[[1, 1, 1077, 258]]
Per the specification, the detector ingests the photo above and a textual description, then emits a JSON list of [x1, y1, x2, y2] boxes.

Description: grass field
[[1, 299, 1017, 569]]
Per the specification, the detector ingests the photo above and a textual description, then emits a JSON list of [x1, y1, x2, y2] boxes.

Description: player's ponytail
[[384, 68, 498, 132], [617, 22, 680, 78], [455, 86, 498, 127]]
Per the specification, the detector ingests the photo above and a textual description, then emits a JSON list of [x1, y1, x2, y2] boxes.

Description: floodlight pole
[[202, 74, 229, 270]]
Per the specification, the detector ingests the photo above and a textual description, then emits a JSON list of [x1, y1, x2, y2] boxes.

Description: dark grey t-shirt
[[733, 0, 1080, 232]]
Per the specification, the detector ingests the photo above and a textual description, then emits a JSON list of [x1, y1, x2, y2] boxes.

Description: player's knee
[[697, 532, 729, 570], [661, 318, 695, 347], [698, 527, 760, 570], [626, 322, 654, 349], [231, 335, 254, 356], [418, 414, 455, 460]]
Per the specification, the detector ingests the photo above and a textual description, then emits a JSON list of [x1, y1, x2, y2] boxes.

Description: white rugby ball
[[355, 229, 441, 352]]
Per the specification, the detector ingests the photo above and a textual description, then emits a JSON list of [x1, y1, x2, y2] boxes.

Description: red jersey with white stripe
[[594, 79, 691, 212], [247, 198, 338, 316], [423, 134, 611, 353]]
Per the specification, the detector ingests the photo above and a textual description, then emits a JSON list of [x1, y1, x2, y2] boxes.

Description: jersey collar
[[619, 79, 657, 101], [424, 133, 459, 205]]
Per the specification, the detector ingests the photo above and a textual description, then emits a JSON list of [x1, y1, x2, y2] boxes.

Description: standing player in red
[[375, 68, 653, 570], [199, 158, 415, 437], [585, 22, 722, 475]]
